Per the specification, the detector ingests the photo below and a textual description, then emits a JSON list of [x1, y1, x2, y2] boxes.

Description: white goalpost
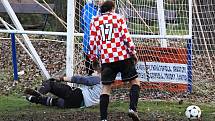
[[66, 0, 75, 78]]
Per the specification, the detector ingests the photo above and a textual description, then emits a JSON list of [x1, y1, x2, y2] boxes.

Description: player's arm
[[120, 17, 138, 63], [62, 76, 100, 86], [88, 18, 98, 61], [120, 17, 136, 55]]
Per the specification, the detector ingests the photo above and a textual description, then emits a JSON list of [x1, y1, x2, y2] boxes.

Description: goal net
[[75, 0, 193, 99], [116, 0, 191, 37], [1, 0, 214, 102]]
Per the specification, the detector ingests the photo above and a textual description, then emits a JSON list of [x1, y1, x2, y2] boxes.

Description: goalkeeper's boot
[[26, 95, 39, 104], [24, 88, 42, 97], [128, 109, 140, 121]]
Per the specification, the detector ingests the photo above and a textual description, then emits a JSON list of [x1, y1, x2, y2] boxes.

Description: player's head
[[100, 0, 115, 14]]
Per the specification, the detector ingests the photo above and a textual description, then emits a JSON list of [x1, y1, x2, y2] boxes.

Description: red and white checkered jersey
[[88, 12, 136, 64]]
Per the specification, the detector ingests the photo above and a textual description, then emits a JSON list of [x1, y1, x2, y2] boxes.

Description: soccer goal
[[1, 0, 214, 99], [76, 0, 193, 95]]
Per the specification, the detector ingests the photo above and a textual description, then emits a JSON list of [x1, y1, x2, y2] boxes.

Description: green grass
[[0, 96, 215, 120]]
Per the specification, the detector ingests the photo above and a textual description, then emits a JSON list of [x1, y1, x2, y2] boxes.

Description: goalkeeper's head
[[100, 0, 115, 14]]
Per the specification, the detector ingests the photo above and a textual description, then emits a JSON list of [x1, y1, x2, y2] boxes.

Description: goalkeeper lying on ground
[[24, 62, 102, 108]]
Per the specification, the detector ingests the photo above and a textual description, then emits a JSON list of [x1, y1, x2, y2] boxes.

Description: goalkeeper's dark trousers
[[36, 80, 84, 108]]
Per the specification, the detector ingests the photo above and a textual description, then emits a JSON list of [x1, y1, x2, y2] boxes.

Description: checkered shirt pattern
[[88, 12, 136, 64]]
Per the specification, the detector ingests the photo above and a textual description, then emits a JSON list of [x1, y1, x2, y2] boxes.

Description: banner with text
[[136, 62, 188, 84], [114, 47, 190, 92]]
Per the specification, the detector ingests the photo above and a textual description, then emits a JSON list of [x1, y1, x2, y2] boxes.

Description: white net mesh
[[115, 0, 190, 36], [74, 0, 193, 97], [191, 0, 215, 101]]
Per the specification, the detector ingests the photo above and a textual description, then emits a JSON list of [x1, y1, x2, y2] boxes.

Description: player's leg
[[37, 78, 60, 95], [100, 84, 111, 121], [129, 78, 140, 112], [26, 88, 84, 108], [25, 78, 68, 97], [100, 63, 118, 121], [120, 58, 140, 121], [26, 95, 66, 108], [24, 79, 59, 97], [26, 78, 84, 108], [26, 95, 58, 106], [128, 79, 140, 121], [38, 79, 76, 100], [24, 88, 42, 97], [46, 80, 84, 107]]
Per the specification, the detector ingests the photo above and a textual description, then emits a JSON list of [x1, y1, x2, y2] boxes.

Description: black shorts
[[101, 58, 138, 85]]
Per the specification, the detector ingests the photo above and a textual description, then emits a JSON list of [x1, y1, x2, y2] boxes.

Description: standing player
[[88, 1, 140, 121]]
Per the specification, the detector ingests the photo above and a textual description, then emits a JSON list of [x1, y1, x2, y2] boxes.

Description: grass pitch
[[0, 96, 215, 121]]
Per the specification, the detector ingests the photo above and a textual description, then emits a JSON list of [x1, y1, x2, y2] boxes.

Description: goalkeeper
[[25, 62, 102, 108], [81, 0, 102, 75]]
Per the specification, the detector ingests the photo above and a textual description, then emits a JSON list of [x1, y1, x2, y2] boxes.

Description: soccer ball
[[185, 105, 201, 120]]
